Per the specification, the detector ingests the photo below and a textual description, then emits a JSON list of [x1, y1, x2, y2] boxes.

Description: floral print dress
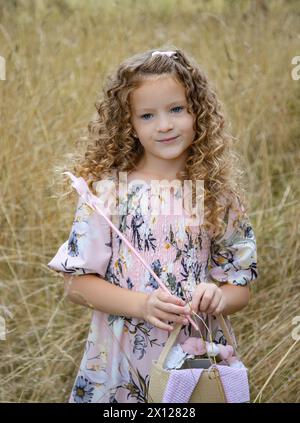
[[47, 172, 257, 403]]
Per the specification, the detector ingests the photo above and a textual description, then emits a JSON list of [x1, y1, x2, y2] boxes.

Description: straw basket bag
[[148, 315, 250, 403]]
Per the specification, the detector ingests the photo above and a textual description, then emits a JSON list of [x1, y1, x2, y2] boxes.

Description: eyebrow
[[135, 100, 186, 112]]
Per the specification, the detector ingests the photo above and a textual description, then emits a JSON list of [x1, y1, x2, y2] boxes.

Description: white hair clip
[[151, 50, 177, 58]]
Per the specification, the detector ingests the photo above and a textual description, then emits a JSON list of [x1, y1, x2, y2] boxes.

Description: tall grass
[[0, 0, 299, 402]]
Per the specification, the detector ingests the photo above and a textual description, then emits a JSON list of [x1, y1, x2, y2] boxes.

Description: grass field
[[0, 0, 299, 402]]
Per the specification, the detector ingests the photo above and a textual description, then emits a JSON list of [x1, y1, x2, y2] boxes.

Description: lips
[[157, 135, 179, 142]]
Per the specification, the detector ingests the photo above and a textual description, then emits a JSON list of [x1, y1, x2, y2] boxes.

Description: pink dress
[[47, 172, 257, 403]]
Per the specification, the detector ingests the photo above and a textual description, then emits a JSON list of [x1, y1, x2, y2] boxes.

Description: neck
[[136, 153, 187, 181]]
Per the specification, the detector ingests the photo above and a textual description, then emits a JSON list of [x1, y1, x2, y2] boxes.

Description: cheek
[[140, 124, 155, 140], [182, 115, 196, 134], [135, 129, 153, 149]]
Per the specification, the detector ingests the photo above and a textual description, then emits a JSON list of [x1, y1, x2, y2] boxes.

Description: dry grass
[[0, 0, 299, 403]]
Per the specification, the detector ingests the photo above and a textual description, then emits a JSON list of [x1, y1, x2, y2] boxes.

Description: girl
[[48, 47, 258, 403]]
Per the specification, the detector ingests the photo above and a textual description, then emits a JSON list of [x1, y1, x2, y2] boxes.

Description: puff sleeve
[[47, 193, 112, 278], [208, 194, 258, 286]]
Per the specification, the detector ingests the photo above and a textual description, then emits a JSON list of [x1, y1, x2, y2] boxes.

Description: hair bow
[[151, 50, 177, 58]]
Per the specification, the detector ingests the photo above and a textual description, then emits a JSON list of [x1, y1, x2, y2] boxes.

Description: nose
[[157, 113, 174, 132]]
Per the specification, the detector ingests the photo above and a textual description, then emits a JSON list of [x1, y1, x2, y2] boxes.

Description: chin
[[154, 152, 183, 161]]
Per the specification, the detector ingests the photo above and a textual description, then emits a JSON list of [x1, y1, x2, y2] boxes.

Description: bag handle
[[64, 172, 239, 358], [157, 314, 239, 368]]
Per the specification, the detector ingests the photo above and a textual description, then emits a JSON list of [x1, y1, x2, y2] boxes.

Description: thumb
[[191, 285, 204, 313]]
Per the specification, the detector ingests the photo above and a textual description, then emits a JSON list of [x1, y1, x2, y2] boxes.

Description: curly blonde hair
[[68, 46, 247, 241]]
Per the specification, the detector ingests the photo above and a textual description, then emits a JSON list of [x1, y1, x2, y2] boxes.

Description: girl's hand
[[142, 288, 190, 331], [191, 283, 226, 316]]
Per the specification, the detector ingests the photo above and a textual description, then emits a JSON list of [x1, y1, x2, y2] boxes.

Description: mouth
[[156, 135, 179, 144]]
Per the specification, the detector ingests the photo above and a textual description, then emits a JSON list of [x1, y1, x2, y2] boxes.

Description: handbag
[[63, 172, 250, 403], [148, 317, 250, 403]]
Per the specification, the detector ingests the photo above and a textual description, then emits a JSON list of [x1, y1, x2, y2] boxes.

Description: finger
[[206, 294, 221, 314], [213, 298, 226, 316], [157, 288, 186, 304], [157, 292, 187, 314], [191, 284, 205, 312], [158, 310, 189, 325], [151, 316, 174, 332], [158, 301, 190, 316], [199, 289, 216, 313], [168, 293, 186, 307]]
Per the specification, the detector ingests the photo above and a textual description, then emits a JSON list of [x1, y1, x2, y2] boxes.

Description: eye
[[140, 113, 153, 120], [140, 106, 184, 120], [171, 106, 184, 113]]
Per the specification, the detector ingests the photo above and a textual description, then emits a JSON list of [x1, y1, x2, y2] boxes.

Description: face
[[130, 75, 196, 174]]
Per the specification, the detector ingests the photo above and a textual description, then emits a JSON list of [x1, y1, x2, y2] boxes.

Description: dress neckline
[[107, 169, 184, 196], [126, 175, 184, 193], [126, 180, 184, 198]]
